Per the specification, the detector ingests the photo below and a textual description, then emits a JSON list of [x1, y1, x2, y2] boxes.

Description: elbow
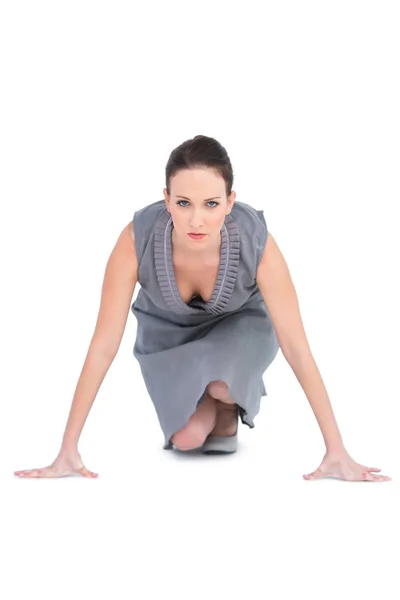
[[89, 339, 119, 359], [281, 342, 313, 368]]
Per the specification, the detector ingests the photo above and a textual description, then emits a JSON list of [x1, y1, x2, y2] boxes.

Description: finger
[[361, 471, 375, 481], [361, 466, 381, 472], [303, 468, 324, 480], [361, 471, 392, 482], [35, 468, 63, 478], [16, 467, 58, 478], [15, 469, 36, 477], [16, 469, 42, 477], [371, 474, 391, 482], [77, 466, 98, 478]]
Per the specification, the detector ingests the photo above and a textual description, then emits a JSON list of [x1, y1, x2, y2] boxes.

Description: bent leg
[[205, 380, 238, 437], [171, 393, 217, 450], [171, 380, 238, 450], [206, 380, 236, 404]]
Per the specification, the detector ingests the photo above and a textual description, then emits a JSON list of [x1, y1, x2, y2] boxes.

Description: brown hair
[[165, 135, 234, 197]]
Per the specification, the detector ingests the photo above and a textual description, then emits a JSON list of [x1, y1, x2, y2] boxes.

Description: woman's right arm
[[14, 220, 139, 477], [59, 220, 138, 452]]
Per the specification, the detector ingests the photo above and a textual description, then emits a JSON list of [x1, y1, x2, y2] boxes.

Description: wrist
[[60, 440, 79, 455], [325, 445, 349, 458]]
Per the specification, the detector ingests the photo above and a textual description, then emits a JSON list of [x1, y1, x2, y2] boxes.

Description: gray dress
[[130, 199, 280, 449]]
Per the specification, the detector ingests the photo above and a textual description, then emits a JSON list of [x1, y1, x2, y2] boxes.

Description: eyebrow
[[175, 196, 221, 201]]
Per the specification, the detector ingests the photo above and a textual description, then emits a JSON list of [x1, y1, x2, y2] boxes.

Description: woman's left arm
[[256, 232, 391, 482]]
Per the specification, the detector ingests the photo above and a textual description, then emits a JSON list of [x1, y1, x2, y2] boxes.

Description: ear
[[226, 190, 236, 214], [163, 188, 171, 211]]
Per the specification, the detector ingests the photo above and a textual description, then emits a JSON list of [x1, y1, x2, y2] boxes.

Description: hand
[[14, 448, 98, 479], [303, 450, 391, 482]]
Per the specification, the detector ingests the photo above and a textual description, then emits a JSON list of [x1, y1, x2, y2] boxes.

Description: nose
[[189, 211, 204, 229]]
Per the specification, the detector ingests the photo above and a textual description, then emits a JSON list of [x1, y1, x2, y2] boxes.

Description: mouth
[[188, 233, 206, 238]]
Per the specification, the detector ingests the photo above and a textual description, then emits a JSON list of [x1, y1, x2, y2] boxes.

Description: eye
[[176, 200, 219, 208]]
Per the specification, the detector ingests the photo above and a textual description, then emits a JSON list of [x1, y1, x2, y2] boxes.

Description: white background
[[1, 1, 399, 599]]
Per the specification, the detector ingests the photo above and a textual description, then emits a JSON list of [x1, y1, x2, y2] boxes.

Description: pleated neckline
[[154, 208, 241, 315]]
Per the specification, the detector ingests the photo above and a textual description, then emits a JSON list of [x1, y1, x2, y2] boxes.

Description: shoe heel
[[201, 432, 238, 454], [202, 405, 239, 454]]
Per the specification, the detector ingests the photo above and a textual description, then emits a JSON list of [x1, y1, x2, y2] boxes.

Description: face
[[163, 168, 236, 251]]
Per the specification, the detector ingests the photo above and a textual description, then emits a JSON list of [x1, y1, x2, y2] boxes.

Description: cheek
[[212, 214, 225, 229], [206, 210, 224, 225], [170, 212, 184, 227]]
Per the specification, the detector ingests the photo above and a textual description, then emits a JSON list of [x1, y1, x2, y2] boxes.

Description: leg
[[171, 380, 238, 451], [206, 380, 236, 404], [205, 380, 239, 437], [171, 392, 218, 450]]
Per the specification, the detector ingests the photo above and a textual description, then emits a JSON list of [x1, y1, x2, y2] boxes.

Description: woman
[[14, 135, 391, 482]]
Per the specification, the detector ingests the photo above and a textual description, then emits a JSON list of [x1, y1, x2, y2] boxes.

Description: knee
[[171, 423, 206, 450], [206, 380, 230, 401]]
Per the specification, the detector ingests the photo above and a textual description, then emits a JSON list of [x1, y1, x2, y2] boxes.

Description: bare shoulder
[[256, 231, 308, 358], [120, 220, 136, 256], [256, 231, 292, 285], [259, 231, 286, 267], [105, 220, 138, 282], [127, 219, 136, 248]]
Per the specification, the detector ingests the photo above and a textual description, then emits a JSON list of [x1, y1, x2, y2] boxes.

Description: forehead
[[171, 168, 224, 192]]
